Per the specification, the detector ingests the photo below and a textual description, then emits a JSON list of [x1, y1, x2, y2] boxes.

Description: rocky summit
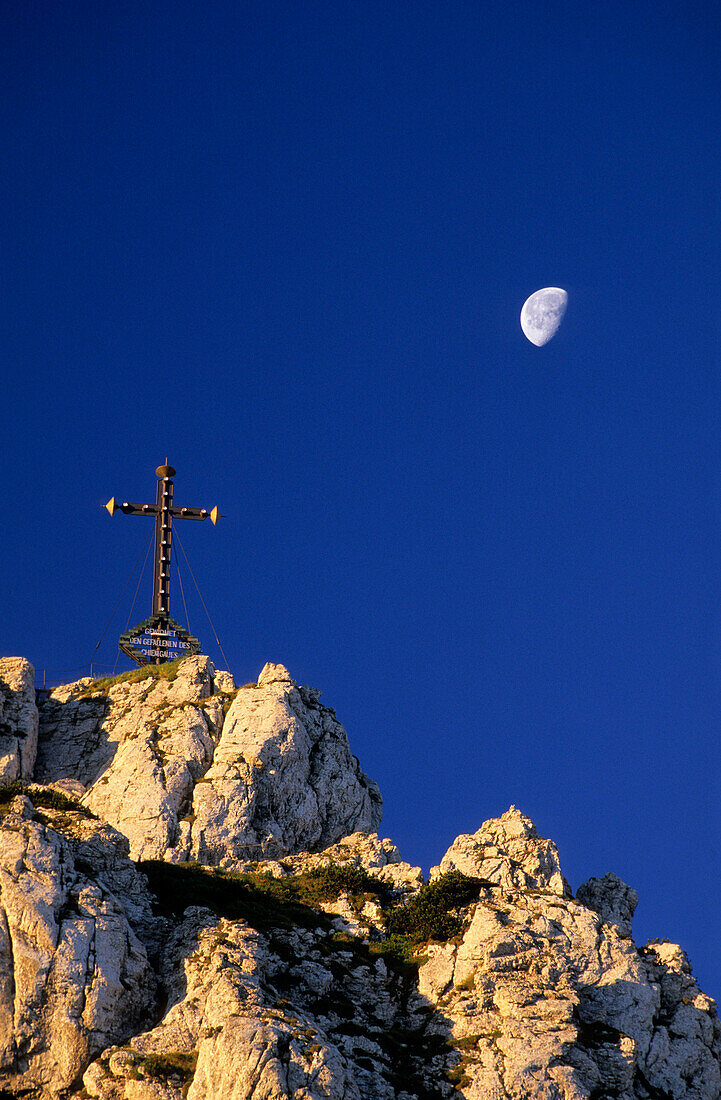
[[0, 655, 718, 1099]]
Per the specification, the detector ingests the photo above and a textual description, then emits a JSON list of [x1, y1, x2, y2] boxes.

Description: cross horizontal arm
[[119, 501, 159, 516], [170, 506, 210, 521], [106, 499, 220, 523]]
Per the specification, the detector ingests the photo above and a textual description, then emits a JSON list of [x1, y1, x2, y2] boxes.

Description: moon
[[520, 287, 568, 346]]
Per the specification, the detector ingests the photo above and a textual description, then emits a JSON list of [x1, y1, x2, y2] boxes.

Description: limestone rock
[[81, 805, 714, 1100], [212, 669, 236, 692], [639, 940, 721, 1098], [190, 677, 382, 865], [1, 648, 716, 1099], [257, 661, 295, 686], [81, 901, 443, 1100], [419, 810, 721, 1100], [0, 658, 38, 781], [426, 885, 651, 1098], [0, 792, 156, 1097], [189, 1016, 363, 1100], [36, 657, 224, 861], [431, 805, 570, 897], [576, 871, 638, 938], [36, 659, 382, 869]]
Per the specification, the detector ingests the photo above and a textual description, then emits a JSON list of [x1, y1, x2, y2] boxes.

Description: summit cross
[[106, 463, 220, 664]]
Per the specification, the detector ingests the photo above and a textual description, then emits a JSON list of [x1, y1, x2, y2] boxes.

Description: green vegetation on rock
[[0, 781, 96, 818], [384, 870, 486, 945], [76, 659, 186, 697], [138, 860, 393, 932], [139, 860, 483, 962], [140, 1051, 197, 1082]]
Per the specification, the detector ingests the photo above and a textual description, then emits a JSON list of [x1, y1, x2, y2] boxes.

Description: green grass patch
[[368, 934, 425, 969], [140, 1051, 197, 1081], [455, 1034, 483, 1051], [296, 863, 393, 906], [446, 1063, 472, 1088], [138, 862, 482, 951], [76, 659, 186, 697], [0, 781, 96, 818]]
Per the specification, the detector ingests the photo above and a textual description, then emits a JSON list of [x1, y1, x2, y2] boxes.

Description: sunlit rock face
[[0, 795, 156, 1098], [430, 805, 570, 897], [0, 658, 38, 781], [35, 655, 224, 861], [420, 811, 721, 1100], [35, 658, 381, 866], [190, 662, 383, 866], [0, 656, 717, 1097]]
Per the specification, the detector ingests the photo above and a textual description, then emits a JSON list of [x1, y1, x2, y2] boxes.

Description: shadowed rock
[[0, 658, 38, 781], [576, 871, 638, 938]]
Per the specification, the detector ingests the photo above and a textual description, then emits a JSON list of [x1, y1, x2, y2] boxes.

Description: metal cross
[[106, 464, 219, 662]]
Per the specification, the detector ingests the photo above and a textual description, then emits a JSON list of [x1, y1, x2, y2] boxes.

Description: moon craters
[[520, 287, 568, 346]]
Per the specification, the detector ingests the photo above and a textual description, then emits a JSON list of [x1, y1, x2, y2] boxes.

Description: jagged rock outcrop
[[431, 805, 570, 897], [0, 656, 717, 1098], [641, 941, 720, 1098], [0, 792, 156, 1098], [76, 808, 721, 1100], [36, 660, 381, 867], [0, 658, 39, 781], [420, 810, 721, 1099], [82, 906, 407, 1100], [36, 656, 232, 861], [190, 663, 382, 866], [576, 871, 639, 939]]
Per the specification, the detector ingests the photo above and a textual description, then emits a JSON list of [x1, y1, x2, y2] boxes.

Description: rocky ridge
[[0, 654, 717, 1099], [35, 658, 381, 864]]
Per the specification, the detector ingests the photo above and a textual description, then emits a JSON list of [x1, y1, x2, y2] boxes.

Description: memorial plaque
[[119, 614, 200, 666]]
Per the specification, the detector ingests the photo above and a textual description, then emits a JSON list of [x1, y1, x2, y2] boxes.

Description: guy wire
[[176, 551, 192, 638], [174, 530, 231, 671], [89, 526, 155, 673], [112, 531, 154, 675]]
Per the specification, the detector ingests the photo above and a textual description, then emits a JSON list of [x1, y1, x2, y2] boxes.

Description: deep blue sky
[[2, 2, 721, 995]]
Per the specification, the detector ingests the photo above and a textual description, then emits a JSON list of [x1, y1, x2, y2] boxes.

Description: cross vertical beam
[[153, 466, 174, 616]]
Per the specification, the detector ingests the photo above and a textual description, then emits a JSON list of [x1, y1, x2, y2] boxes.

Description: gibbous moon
[[520, 287, 568, 346]]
